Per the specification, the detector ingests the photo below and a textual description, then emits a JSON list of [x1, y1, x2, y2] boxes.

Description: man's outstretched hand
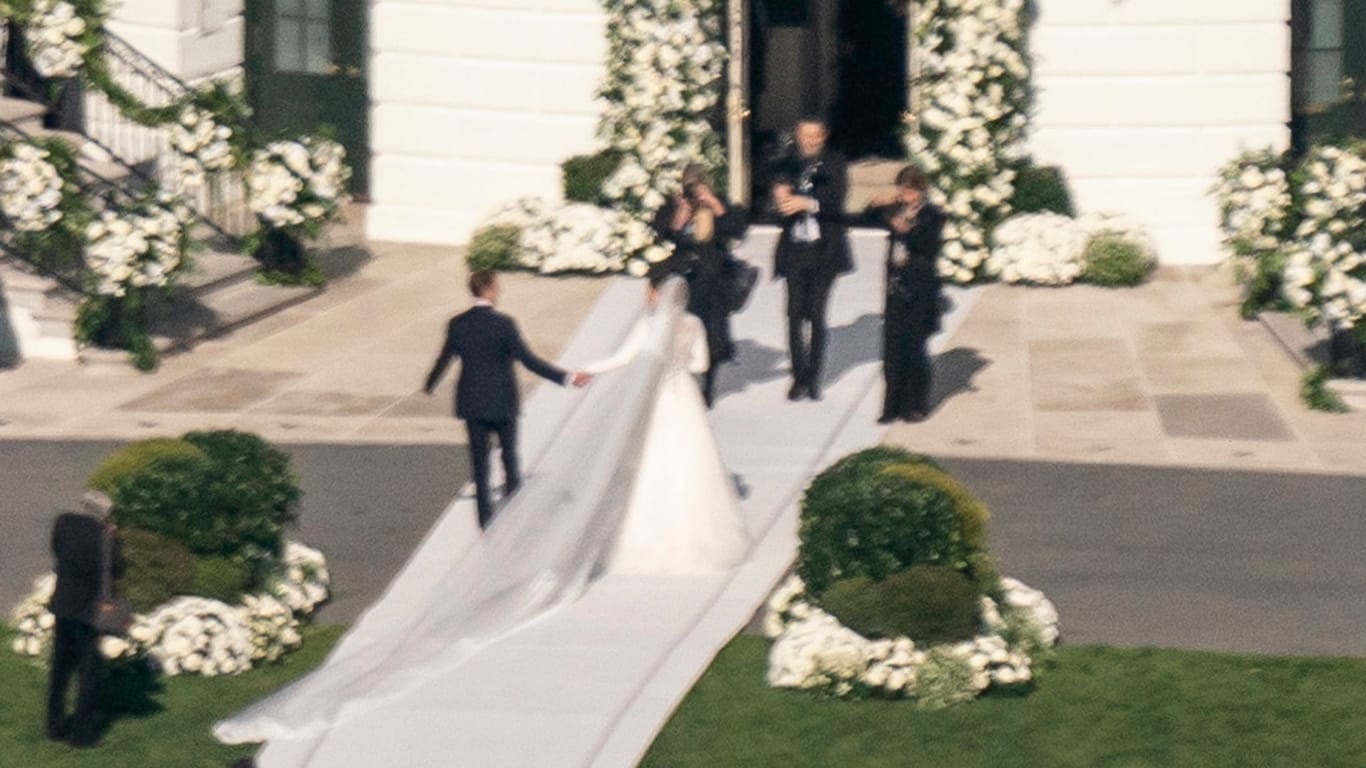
[[571, 371, 593, 388]]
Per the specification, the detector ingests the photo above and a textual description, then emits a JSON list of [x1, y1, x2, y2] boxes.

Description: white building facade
[[106, 1, 1355, 265]]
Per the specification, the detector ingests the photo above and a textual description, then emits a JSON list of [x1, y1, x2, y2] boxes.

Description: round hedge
[[182, 429, 301, 567], [466, 223, 523, 272], [1009, 163, 1075, 217], [89, 438, 206, 495], [817, 565, 981, 645], [1083, 234, 1154, 287], [797, 447, 965, 597], [116, 527, 195, 613]]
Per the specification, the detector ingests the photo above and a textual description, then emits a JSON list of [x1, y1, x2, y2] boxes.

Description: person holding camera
[[653, 164, 748, 408], [865, 165, 945, 424], [770, 115, 853, 401]]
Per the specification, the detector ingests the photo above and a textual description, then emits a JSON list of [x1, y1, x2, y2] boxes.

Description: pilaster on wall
[[1029, 0, 1291, 264], [365, 0, 608, 246], [107, 0, 245, 83]]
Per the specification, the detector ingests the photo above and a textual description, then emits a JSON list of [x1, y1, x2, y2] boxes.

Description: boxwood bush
[[88, 438, 206, 495], [191, 555, 253, 604], [562, 150, 621, 204], [817, 565, 981, 645], [1083, 234, 1155, 287], [116, 527, 196, 613], [466, 223, 524, 272], [797, 448, 965, 598], [1009, 163, 1075, 217]]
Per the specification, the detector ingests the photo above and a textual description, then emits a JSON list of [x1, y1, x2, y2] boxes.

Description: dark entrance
[[747, 0, 907, 195], [1291, 0, 1366, 154], [245, 0, 369, 197]]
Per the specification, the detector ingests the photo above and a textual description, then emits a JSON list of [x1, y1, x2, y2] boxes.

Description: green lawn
[[0, 625, 344, 768], [643, 636, 1366, 768]]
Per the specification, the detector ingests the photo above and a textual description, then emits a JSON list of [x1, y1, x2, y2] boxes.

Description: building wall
[[106, 0, 245, 84], [1029, 0, 1291, 264], [366, 0, 607, 245]]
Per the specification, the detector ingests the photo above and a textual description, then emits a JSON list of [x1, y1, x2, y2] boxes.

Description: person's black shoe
[[877, 414, 896, 425], [807, 383, 822, 401], [787, 383, 807, 401], [906, 411, 928, 423]]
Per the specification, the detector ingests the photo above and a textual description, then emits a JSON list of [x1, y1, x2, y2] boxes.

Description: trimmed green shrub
[[818, 566, 981, 645], [191, 555, 253, 604], [105, 451, 217, 553], [116, 527, 195, 612], [561, 150, 621, 203], [182, 429, 301, 573], [1009, 164, 1074, 217], [798, 449, 965, 597], [1083, 234, 1155, 287], [466, 223, 524, 272], [882, 463, 989, 552], [89, 438, 206, 495]]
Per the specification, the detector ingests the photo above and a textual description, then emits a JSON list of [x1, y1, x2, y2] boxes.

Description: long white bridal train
[[214, 278, 751, 745]]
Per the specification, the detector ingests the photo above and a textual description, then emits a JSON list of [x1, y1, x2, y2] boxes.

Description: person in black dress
[[865, 165, 945, 423], [654, 164, 748, 408]]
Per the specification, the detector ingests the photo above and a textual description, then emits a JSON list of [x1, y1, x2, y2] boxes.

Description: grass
[[0, 625, 344, 768], [642, 636, 1366, 768]]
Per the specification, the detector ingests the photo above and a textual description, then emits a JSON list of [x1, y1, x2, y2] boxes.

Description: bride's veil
[[214, 278, 690, 745]]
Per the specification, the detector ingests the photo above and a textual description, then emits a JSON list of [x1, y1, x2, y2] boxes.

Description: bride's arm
[[581, 319, 649, 375], [686, 315, 710, 374]]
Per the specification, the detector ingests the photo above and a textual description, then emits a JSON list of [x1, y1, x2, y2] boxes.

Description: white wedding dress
[[214, 279, 751, 749], [584, 302, 752, 574]]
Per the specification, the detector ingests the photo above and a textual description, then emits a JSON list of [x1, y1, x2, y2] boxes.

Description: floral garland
[[0, 142, 66, 231], [484, 197, 671, 275], [763, 574, 1058, 705], [8, 541, 330, 677], [4, 0, 102, 79], [905, 0, 1032, 284], [83, 191, 192, 297]]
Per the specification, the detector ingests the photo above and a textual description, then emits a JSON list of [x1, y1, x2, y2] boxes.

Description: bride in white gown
[[585, 274, 752, 574]]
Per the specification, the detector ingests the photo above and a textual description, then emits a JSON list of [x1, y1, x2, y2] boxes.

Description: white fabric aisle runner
[[256, 228, 979, 767]]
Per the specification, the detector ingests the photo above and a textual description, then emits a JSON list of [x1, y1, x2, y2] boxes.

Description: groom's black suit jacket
[[424, 305, 567, 422]]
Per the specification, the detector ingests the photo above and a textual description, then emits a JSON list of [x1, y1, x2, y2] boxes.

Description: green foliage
[[881, 463, 989, 552], [89, 438, 205, 494], [1083, 234, 1155, 287], [115, 527, 196, 613], [190, 556, 252, 604], [247, 230, 324, 286], [912, 647, 979, 710], [467, 224, 524, 272], [817, 566, 981, 645], [73, 291, 160, 371], [561, 150, 621, 203], [103, 451, 215, 551], [1300, 365, 1349, 413], [797, 449, 966, 598], [1008, 163, 1075, 217]]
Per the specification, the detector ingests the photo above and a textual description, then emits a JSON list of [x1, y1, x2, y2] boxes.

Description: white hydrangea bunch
[[1282, 233, 1366, 331], [169, 104, 236, 192], [241, 593, 303, 662], [21, 0, 93, 78], [137, 596, 256, 677], [1212, 148, 1292, 256], [906, 0, 1031, 283], [986, 212, 1088, 285], [763, 573, 1058, 703], [0, 142, 66, 231], [507, 201, 672, 275], [84, 192, 191, 296], [247, 137, 351, 232], [1292, 144, 1366, 241], [8, 573, 56, 659], [598, 0, 726, 219], [269, 540, 331, 617]]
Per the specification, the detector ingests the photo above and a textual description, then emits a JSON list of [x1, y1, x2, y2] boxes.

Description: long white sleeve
[[683, 315, 709, 374], [582, 319, 651, 375]]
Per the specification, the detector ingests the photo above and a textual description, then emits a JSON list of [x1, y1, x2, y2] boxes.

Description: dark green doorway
[[245, 0, 370, 197], [1292, 0, 1366, 153]]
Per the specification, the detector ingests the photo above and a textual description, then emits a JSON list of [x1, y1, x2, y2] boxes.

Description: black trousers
[[699, 366, 718, 409], [48, 618, 101, 745], [882, 299, 932, 418], [785, 263, 835, 389], [466, 419, 519, 529]]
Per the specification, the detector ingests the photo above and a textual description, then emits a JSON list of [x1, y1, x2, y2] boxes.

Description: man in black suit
[[48, 491, 120, 747], [865, 165, 945, 423], [771, 115, 854, 401], [424, 270, 590, 528]]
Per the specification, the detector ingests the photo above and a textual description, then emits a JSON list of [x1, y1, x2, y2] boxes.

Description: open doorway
[[748, 0, 907, 176]]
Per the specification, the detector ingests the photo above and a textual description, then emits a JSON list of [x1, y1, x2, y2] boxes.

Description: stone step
[[147, 274, 320, 354], [1257, 310, 1330, 370], [0, 96, 45, 134], [32, 297, 77, 337], [179, 244, 258, 295]]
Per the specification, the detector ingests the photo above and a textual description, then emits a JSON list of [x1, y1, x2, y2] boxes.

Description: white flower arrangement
[[1282, 233, 1366, 331], [475, 198, 673, 276], [1292, 144, 1366, 242], [19, 0, 95, 79], [169, 104, 236, 192], [83, 192, 191, 297], [764, 573, 1059, 705], [247, 137, 350, 234], [8, 540, 330, 676], [906, 0, 1031, 283], [987, 211, 1157, 286], [1213, 149, 1292, 259], [0, 142, 66, 232]]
